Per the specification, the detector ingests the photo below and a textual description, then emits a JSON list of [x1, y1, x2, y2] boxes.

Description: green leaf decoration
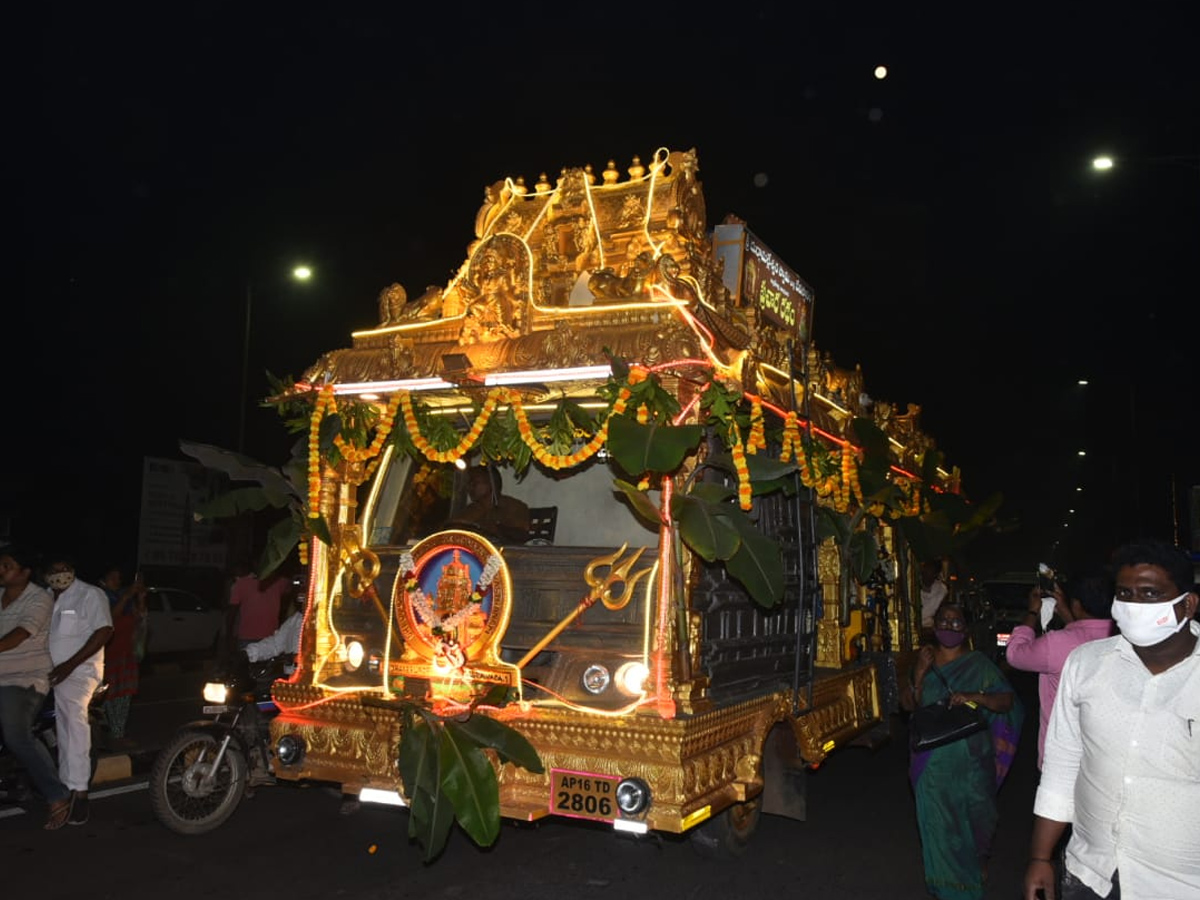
[[607, 416, 703, 476], [687, 481, 735, 504], [849, 417, 890, 462], [613, 479, 663, 527], [399, 718, 455, 861], [816, 507, 851, 545], [193, 485, 286, 521], [450, 714, 544, 774], [725, 514, 785, 607], [307, 514, 332, 547], [704, 450, 798, 483], [257, 514, 300, 579], [750, 476, 797, 497], [179, 440, 301, 500], [847, 530, 880, 584], [672, 494, 740, 562], [439, 722, 501, 848]]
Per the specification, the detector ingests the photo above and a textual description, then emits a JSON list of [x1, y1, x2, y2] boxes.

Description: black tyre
[[688, 798, 761, 859], [150, 730, 246, 835]]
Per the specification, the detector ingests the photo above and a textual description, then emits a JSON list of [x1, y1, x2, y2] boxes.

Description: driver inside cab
[[448, 465, 531, 544]]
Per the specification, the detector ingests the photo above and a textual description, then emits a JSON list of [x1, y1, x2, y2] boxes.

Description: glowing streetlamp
[[238, 265, 314, 451]]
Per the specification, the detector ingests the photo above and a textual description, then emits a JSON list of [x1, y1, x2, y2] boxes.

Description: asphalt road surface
[[1, 664, 1043, 900]]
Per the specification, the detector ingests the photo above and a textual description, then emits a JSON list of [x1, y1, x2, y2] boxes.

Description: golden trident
[[515, 544, 653, 669]]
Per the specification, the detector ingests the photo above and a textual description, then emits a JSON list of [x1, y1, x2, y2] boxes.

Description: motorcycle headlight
[[202, 682, 229, 704]]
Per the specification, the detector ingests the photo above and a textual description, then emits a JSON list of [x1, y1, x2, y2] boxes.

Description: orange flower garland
[[730, 424, 752, 510], [334, 391, 403, 464], [746, 395, 765, 455], [399, 388, 504, 464], [307, 384, 336, 518]]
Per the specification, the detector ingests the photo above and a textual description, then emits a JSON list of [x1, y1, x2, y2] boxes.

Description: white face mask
[[46, 571, 76, 591], [1111, 593, 1190, 647]]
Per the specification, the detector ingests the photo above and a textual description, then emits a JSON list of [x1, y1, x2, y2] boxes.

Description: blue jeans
[[1062, 868, 1121, 900], [0, 685, 70, 804]]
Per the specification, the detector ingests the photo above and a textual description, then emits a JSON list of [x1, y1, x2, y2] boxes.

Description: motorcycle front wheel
[[150, 730, 246, 835]]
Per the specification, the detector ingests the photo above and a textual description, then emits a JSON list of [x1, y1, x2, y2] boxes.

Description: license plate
[[550, 768, 619, 822], [203, 705, 229, 714]]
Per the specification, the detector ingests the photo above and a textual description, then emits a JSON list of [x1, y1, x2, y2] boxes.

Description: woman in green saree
[[901, 601, 1024, 900]]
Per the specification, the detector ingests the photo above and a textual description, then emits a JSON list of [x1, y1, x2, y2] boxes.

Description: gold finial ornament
[[628, 155, 645, 179], [535, 172, 551, 192], [584, 163, 595, 185], [512, 176, 527, 196], [602, 159, 619, 184]]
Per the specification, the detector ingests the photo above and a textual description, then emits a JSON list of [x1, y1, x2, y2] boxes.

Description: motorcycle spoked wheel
[[150, 730, 247, 835]]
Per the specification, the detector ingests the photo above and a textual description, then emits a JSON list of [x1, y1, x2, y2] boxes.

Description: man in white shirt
[[1023, 538, 1200, 900], [45, 557, 113, 827]]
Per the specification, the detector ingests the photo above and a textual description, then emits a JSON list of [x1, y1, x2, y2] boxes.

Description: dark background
[[9, 2, 1199, 583]]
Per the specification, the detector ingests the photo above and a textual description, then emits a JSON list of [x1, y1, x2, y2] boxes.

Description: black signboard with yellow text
[[713, 222, 815, 343]]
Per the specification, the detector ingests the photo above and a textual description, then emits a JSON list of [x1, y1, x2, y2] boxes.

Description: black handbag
[[909, 665, 988, 751]]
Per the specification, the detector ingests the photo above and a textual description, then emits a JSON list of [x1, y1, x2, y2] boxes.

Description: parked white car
[[143, 587, 224, 656]]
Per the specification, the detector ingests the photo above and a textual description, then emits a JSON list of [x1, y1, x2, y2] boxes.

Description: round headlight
[[581, 664, 611, 694], [344, 640, 365, 671], [276, 734, 306, 767], [615, 777, 650, 815], [614, 661, 649, 696]]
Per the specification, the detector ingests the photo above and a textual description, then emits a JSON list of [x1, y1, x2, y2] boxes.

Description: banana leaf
[[671, 493, 740, 562], [725, 513, 784, 607], [399, 718, 455, 861], [606, 416, 703, 477], [613, 479, 662, 528], [439, 722, 501, 848], [449, 714, 544, 774]]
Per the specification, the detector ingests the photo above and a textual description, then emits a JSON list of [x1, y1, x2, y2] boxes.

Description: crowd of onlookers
[[0, 542, 298, 831]]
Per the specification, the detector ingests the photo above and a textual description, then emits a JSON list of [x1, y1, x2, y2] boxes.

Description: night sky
[[11, 2, 1199, 582]]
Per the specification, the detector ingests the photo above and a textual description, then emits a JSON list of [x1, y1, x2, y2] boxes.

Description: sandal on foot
[[68, 793, 89, 825], [44, 798, 72, 831]]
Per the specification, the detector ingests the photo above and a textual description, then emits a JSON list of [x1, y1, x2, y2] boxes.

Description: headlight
[[581, 664, 611, 694], [615, 778, 650, 815], [276, 734, 306, 767], [614, 661, 649, 696], [344, 639, 365, 671], [202, 682, 229, 704]]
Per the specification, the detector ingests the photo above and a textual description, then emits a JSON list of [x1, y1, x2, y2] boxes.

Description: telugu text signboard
[[713, 222, 815, 343]]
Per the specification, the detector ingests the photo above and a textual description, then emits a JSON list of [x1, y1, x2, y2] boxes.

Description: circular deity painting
[[393, 530, 511, 663]]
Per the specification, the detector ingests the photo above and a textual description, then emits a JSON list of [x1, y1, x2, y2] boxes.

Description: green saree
[[909, 650, 1024, 900]]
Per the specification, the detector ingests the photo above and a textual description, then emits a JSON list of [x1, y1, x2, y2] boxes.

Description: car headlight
[[581, 664, 611, 694], [202, 682, 229, 704], [614, 661, 649, 696], [344, 639, 365, 672]]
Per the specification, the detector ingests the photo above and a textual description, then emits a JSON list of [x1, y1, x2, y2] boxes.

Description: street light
[[238, 265, 314, 452]]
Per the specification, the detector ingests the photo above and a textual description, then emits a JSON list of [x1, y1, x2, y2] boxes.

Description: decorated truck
[[250, 147, 979, 858]]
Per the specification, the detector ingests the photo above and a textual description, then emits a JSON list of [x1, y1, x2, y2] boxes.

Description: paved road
[[1, 661, 1043, 900]]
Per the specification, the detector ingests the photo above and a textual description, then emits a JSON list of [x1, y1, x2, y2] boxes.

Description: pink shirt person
[[229, 573, 289, 641], [1004, 575, 1114, 769]]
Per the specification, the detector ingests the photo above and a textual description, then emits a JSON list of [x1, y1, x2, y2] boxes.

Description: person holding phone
[[1004, 573, 1114, 770]]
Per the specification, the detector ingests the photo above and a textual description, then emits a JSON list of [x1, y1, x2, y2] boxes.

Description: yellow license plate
[[550, 768, 619, 821]]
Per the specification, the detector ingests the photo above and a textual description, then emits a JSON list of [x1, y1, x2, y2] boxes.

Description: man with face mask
[[1023, 538, 1200, 900], [44, 556, 112, 827]]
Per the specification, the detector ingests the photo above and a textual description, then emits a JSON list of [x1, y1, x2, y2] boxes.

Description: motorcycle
[[149, 652, 292, 834], [0, 682, 110, 805], [0, 691, 58, 804]]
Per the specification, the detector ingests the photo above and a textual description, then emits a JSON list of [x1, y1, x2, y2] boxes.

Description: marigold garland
[[730, 423, 752, 510], [399, 389, 504, 464], [307, 384, 336, 518], [746, 395, 765, 455]]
